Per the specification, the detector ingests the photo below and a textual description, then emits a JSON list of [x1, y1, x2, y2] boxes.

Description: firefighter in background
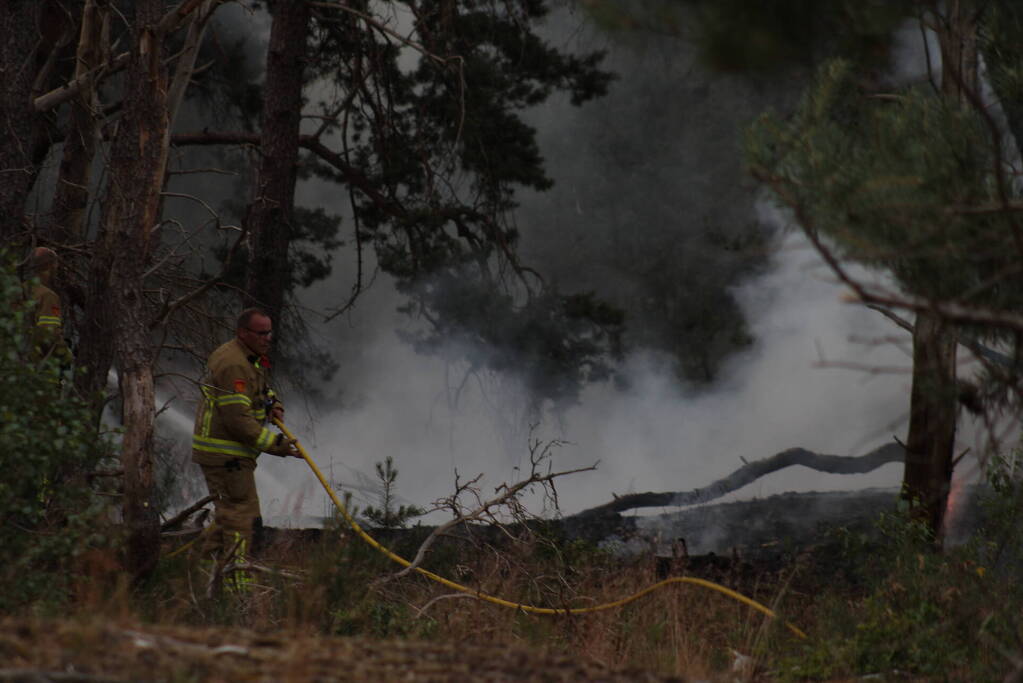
[[26, 246, 71, 361], [24, 247, 73, 508], [192, 308, 300, 576]]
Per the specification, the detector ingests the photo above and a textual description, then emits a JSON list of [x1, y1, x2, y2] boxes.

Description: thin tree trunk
[[88, 0, 171, 579], [0, 1, 45, 241], [243, 0, 309, 324], [47, 0, 109, 247], [900, 2, 978, 538], [166, 0, 218, 127], [901, 312, 959, 534]]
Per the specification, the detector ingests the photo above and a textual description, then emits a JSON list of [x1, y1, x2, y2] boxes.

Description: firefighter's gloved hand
[[267, 434, 301, 458], [271, 403, 285, 422]]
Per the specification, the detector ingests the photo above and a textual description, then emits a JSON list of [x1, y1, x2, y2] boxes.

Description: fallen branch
[[412, 592, 476, 618], [161, 527, 205, 540], [221, 562, 305, 582], [161, 495, 214, 531], [121, 628, 254, 659], [572, 442, 905, 518]]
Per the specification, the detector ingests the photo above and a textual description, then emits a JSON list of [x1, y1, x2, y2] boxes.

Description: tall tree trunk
[[902, 312, 959, 534], [0, 1, 45, 241], [243, 0, 309, 325], [47, 0, 108, 247], [900, 2, 978, 538], [85, 0, 171, 579]]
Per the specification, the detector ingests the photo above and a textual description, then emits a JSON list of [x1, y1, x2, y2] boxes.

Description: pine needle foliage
[[745, 59, 1023, 332]]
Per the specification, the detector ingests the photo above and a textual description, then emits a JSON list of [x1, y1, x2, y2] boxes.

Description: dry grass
[[18, 527, 806, 681]]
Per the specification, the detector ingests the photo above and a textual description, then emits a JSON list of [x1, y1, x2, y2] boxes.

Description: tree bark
[[243, 0, 309, 324], [0, 1, 45, 241], [901, 312, 959, 535], [84, 0, 171, 579], [47, 0, 109, 247]]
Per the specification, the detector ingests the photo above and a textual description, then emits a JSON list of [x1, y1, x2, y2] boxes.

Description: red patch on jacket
[[51, 306, 60, 316], [233, 379, 246, 393], [259, 355, 271, 369]]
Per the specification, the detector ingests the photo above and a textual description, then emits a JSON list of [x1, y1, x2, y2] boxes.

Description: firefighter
[[192, 308, 300, 579], [26, 246, 71, 361]]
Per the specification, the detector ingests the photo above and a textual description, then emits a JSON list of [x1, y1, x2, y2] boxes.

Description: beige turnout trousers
[[200, 460, 261, 558]]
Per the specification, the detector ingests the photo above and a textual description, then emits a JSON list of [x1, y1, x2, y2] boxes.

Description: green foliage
[[980, 1, 1023, 150], [775, 503, 1021, 681], [361, 457, 425, 530], [288, 206, 346, 289], [298, 1, 622, 405], [747, 58, 1023, 328], [301, 0, 614, 277], [973, 448, 1023, 577], [686, 0, 913, 72], [580, 0, 913, 71], [0, 252, 112, 611], [195, 2, 623, 404], [400, 266, 624, 407]]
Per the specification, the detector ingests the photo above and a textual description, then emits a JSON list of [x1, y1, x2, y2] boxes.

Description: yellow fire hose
[[273, 419, 807, 639]]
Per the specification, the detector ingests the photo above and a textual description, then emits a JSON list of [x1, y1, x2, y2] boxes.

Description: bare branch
[[34, 52, 130, 112], [149, 221, 247, 329], [753, 169, 1023, 335], [33, 0, 221, 113], [392, 440, 595, 580], [308, 1, 450, 66], [167, 0, 221, 128], [412, 592, 476, 618]]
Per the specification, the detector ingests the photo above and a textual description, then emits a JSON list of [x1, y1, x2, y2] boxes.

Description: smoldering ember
[[4, 1, 1023, 681]]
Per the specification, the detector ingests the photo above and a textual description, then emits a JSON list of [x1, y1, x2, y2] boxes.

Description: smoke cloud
[[252, 225, 918, 527], [157, 5, 983, 532]]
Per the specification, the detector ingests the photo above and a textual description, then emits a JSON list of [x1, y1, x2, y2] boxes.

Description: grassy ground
[[6, 490, 1023, 682]]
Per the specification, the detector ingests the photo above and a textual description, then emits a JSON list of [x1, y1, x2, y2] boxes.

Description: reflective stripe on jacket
[[192, 338, 281, 466], [30, 283, 70, 359]]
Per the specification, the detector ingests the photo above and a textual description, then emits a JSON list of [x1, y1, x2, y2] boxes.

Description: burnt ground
[[566, 485, 985, 556]]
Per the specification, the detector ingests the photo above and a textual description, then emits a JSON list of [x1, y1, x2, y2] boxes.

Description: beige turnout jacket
[[192, 338, 282, 467]]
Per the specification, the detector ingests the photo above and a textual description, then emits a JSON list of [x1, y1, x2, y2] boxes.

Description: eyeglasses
[[245, 327, 273, 337]]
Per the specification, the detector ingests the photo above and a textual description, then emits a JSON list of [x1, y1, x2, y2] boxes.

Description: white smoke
[[156, 6, 983, 532], [248, 222, 923, 527]]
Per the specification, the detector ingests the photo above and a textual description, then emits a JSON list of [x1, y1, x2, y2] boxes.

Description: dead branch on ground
[[160, 495, 214, 532], [572, 442, 905, 519]]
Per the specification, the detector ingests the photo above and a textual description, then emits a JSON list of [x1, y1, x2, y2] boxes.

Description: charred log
[[571, 442, 905, 522]]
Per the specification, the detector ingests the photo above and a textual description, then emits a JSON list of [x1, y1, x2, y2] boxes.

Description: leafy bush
[[777, 501, 1021, 681], [0, 251, 112, 610]]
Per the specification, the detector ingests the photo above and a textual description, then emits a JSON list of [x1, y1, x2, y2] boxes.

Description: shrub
[[0, 251, 113, 611]]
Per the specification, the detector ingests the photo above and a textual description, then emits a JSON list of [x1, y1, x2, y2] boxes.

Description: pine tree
[[746, 1, 1023, 537]]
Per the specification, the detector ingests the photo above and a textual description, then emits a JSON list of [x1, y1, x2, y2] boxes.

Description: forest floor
[[1, 488, 1001, 682], [0, 617, 683, 682]]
